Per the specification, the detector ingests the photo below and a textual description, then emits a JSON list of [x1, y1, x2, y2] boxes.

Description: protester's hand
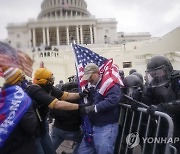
[[79, 88, 90, 98], [87, 87, 95, 103], [80, 105, 95, 114], [79, 103, 91, 109]]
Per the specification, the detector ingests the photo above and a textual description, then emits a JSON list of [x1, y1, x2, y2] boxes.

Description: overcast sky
[[0, 0, 180, 40]]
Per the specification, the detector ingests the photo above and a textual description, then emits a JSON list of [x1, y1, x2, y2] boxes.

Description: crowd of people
[[0, 55, 179, 154]]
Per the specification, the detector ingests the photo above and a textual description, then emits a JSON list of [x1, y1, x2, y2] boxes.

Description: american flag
[[39, 61, 45, 68], [72, 44, 123, 96], [62, 0, 69, 12], [0, 42, 33, 77]]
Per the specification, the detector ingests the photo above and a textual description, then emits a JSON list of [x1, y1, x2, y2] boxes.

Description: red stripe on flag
[[40, 61, 44, 68], [0, 54, 19, 68], [79, 67, 84, 72], [0, 43, 34, 77], [99, 59, 123, 96], [17, 50, 34, 77]]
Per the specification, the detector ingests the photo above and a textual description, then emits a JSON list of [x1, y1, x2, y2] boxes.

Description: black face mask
[[152, 83, 176, 104]]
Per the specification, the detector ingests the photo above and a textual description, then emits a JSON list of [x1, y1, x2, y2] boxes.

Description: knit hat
[[82, 63, 99, 80], [3, 67, 24, 85], [34, 68, 53, 85]]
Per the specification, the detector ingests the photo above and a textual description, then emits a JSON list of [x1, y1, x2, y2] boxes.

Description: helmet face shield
[[145, 65, 171, 87]]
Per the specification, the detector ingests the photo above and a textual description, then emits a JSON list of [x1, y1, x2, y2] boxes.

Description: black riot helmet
[[123, 75, 143, 98], [132, 72, 144, 83], [129, 69, 137, 75], [123, 75, 143, 88], [145, 56, 173, 87]]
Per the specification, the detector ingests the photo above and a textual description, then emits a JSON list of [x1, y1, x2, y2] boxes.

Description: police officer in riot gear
[[146, 55, 180, 153], [145, 56, 177, 103], [123, 74, 143, 102], [116, 75, 145, 154], [146, 55, 180, 104]]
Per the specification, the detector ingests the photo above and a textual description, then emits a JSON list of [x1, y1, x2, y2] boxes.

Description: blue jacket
[[89, 83, 122, 126]]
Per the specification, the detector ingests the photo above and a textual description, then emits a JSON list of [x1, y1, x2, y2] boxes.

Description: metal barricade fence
[[115, 103, 177, 154]]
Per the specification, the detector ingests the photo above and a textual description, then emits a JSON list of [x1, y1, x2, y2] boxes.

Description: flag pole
[[71, 40, 76, 46]]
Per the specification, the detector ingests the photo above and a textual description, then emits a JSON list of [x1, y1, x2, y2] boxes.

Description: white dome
[[38, 0, 91, 19]]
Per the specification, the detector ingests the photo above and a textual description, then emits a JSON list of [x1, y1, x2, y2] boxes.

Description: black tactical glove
[[79, 88, 90, 98], [156, 103, 167, 111], [132, 88, 142, 101], [147, 105, 157, 116], [147, 104, 164, 116], [80, 105, 95, 114], [131, 103, 138, 111], [163, 100, 180, 113]]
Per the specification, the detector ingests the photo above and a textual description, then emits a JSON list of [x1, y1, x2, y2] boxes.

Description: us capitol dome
[[38, 0, 91, 19], [7, 0, 123, 49]]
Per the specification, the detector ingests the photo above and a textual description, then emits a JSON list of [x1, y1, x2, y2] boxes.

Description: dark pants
[[35, 120, 56, 154]]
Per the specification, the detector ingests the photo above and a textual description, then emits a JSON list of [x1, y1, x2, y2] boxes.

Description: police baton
[[123, 94, 149, 108]]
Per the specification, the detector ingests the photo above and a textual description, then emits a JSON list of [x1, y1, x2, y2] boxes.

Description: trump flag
[[0, 86, 31, 148]]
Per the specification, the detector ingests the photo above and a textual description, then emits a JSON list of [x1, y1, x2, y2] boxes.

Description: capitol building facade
[[2, 0, 179, 84], [7, 0, 119, 49]]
